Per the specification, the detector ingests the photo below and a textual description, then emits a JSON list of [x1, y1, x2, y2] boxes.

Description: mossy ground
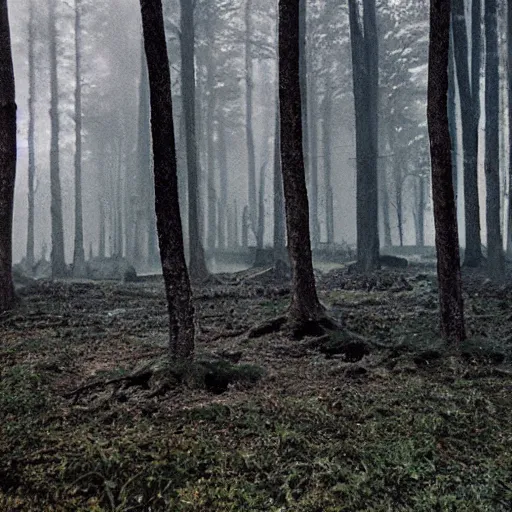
[[1, 264, 512, 511]]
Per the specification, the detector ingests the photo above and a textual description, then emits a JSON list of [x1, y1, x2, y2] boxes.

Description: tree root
[[247, 315, 287, 338], [64, 369, 154, 402]]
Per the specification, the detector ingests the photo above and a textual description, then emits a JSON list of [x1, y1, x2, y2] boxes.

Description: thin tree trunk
[[273, 106, 286, 259], [72, 0, 86, 277], [217, 115, 228, 250], [140, 0, 195, 360], [484, 0, 504, 280], [417, 175, 425, 247], [180, 0, 208, 280], [98, 197, 106, 259], [507, 0, 512, 255], [308, 76, 320, 248], [245, 0, 257, 234], [0, 0, 16, 312], [49, 0, 67, 278], [349, 0, 380, 271], [452, 0, 482, 267], [242, 205, 249, 248], [427, 0, 465, 343], [206, 89, 217, 252], [448, 28, 458, 196], [234, 200, 239, 248], [254, 162, 267, 266], [322, 83, 334, 246], [299, 0, 309, 179], [279, 0, 323, 322], [26, 0, 35, 270], [136, 44, 150, 266]]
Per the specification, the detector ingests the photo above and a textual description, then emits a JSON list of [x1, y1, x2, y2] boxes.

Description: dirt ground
[[1, 262, 512, 511]]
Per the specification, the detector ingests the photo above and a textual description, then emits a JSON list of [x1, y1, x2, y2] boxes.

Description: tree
[[279, 0, 324, 324], [452, 0, 482, 267], [348, 0, 380, 271], [0, 0, 16, 313], [427, 0, 465, 343], [139, 0, 195, 359], [49, 0, 67, 278], [179, 0, 209, 281], [508, 0, 512, 256], [26, 0, 36, 270], [273, 106, 286, 262], [484, 0, 504, 280], [72, 0, 87, 277], [245, 0, 257, 236]]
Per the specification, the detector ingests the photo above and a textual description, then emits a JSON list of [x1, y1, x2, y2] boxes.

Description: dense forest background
[[8, 0, 456, 265]]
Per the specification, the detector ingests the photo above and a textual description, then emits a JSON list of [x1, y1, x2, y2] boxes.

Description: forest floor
[[1, 261, 512, 511]]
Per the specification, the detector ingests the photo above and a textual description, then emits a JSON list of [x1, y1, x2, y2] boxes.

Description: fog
[[12, 0, 509, 272]]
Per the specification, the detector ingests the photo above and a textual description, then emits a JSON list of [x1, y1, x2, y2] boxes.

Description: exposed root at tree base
[[64, 358, 265, 402]]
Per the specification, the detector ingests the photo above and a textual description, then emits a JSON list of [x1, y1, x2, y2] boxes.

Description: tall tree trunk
[[242, 205, 249, 248], [417, 175, 426, 247], [322, 83, 334, 246], [452, 0, 482, 267], [140, 0, 195, 360], [273, 106, 286, 259], [116, 138, 124, 257], [448, 28, 458, 196], [98, 197, 106, 259], [279, 0, 323, 323], [49, 0, 67, 278], [427, 0, 465, 343], [349, 0, 380, 272], [136, 45, 150, 267], [308, 77, 320, 248], [234, 200, 239, 248], [245, 0, 257, 234], [299, 0, 309, 179], [0, 0, 16, 313], [484, 0, 504, 280], [380, 176, 392, 247], [506, 0, 512, 255], [380, 123, 392, 247], [254, 163, 266, 265], [388, 123, 404, 247], [26, 0, 35, 270], [217, 115, 228, 250], [72, 0, 86, 277], [180, 0, 208, 280], [206, 89, 217, 252]]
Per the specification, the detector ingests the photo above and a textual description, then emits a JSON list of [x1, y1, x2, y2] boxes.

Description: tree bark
[[273, 106, 286, 259], [206, 84, 217, 252], [0, 0, 16, 313], [348, 0, 380, 272], [49, 0, 67, 278], [245, 0, 257, 235], [507, 0, 512, 255], [299, 0, 309, 179], [279, 0, 323, 322], [308, 76, 320, 248], [72, 0, 86, 277], [217, 115, 228, 250], [139, 0, 195, 360], [26, 0, 35, 270], [98, 197, 106, 259], [448, 28, 458, 196], [180, 0, 209, 280], [427, 0, 465, 343], [452, 0, 482, 267], [322, 82, 334, 246], [484, 0, 504, 280]]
